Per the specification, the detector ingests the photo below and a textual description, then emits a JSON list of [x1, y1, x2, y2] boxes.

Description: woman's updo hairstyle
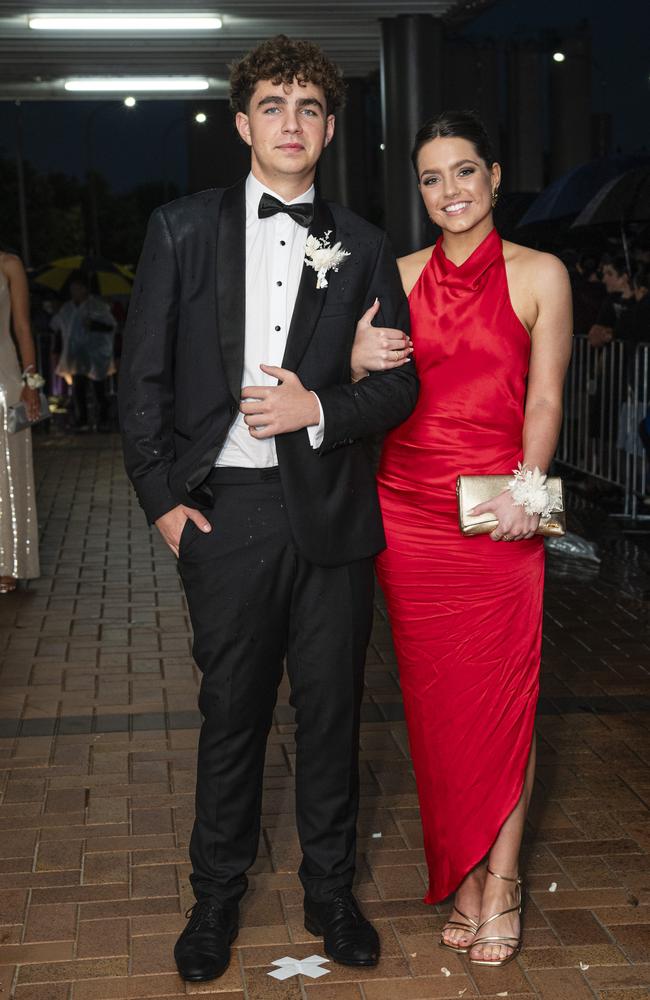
[[411, 109, 496, 176]]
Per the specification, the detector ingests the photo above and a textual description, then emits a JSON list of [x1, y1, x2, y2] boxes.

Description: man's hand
[[240, 365, 320, 439], [155, 504, 211, 558]]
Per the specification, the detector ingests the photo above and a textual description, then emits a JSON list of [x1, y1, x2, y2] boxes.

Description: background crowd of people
[[8, 233, 650, 440]]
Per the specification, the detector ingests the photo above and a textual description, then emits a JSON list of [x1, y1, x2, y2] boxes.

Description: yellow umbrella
[[31, 255, 134, 297]]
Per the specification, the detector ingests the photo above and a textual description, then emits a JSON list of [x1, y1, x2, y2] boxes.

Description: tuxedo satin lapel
[[281, 197, 335, 372], [216, 180, 246, 403]]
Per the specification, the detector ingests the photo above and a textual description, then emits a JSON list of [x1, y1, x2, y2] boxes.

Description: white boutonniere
[[304, 231, 350, 289]]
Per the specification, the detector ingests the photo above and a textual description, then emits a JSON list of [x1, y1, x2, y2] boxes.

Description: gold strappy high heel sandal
[[439, 906, 479, 954], [469, 868, 523, 967]]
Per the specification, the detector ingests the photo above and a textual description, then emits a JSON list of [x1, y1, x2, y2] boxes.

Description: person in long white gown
[[0, 251, 40, 592]]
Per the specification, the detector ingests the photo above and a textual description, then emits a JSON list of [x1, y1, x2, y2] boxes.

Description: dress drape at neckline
[[430, 226, 502, 291]]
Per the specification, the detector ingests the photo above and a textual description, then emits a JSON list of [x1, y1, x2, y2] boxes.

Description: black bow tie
[[258, 192, 314, 228]]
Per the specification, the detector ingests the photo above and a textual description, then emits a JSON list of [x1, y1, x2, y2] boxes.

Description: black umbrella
[[572, 166, 650, 272], [572, 166, 650, 226], [517, 154, 650, 227]]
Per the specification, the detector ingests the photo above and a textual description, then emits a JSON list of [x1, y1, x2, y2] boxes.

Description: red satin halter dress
[[376, 228, 544, 904]]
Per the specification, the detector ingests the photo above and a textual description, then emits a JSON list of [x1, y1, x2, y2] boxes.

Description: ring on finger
[[502, 534, 512, 541]]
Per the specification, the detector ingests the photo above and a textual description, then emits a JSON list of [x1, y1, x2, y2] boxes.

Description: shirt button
[[276, 280, 282, 287], [274, 325, 281, 332], [280, 240, 286, 246]]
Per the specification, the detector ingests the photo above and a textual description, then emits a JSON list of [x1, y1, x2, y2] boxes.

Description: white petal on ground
[[268, 955, 330, 980]]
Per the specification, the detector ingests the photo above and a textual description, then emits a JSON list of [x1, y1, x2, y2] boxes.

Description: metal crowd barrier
[[557, 335, 650, 519]]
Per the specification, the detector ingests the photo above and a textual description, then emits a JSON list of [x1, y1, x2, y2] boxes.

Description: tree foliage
[[0, 155, 176, 267]]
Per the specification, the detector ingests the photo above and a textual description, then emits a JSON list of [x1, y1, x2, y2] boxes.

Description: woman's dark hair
[[411, 109, 496, 176], [230, 34, 346, 115]]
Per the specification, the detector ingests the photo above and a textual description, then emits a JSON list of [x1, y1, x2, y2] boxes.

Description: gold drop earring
[[491, 187, 500, 208]]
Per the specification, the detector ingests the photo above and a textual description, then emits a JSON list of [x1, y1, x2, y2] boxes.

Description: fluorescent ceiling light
[[64, 77, 210, 92], [29, 15, 222, 31]]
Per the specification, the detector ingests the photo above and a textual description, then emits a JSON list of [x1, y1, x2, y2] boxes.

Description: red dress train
[[376, 228, 544, 904]]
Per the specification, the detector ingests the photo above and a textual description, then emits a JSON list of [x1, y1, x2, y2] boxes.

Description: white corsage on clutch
[[304, 231, 350, 289], [507, 463, 556, 517]]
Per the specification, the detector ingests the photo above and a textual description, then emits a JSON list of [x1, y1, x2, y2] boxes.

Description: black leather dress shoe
[[174, 900, 239, 982], [304, 889, 380, 967]]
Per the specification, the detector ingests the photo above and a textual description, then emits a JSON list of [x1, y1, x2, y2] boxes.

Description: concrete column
[[380, 14, 444, 255], [507, 43, 545, 192], [550, 23, 592, 179], [318, 77, 372, 219], [591, 112, 612, 159], [443, 40, 499, 158]]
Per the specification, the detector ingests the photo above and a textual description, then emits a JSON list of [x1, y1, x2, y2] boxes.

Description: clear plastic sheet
[[545, 531, 601, 563], [545, 531, 601, 582]]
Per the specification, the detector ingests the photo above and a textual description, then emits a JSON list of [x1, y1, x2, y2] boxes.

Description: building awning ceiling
[[0, 0, 497, 99]]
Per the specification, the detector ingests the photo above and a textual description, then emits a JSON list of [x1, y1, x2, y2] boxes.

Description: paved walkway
[[0, 432, 649, 1000]]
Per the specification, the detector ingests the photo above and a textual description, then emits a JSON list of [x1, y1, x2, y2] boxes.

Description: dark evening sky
[[465, 0, 649, 157], [0, 0, 647, 194]]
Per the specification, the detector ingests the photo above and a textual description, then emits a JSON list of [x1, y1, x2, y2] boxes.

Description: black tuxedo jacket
[[119, 179, 418, 566]]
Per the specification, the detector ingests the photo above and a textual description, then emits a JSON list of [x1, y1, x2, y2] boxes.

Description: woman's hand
[[20, 384, 41, 422], [470, 490, 540, 541], [350, 298, 413, 381]]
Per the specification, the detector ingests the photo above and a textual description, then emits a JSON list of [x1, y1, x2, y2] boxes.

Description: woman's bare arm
[[471, 249, 573, 542], [522, 253, 573, 472], [1, 253, 41, 420], [1, 254, 36, 373]]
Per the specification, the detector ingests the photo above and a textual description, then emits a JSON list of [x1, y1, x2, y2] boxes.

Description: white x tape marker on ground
[[268, 955, 331, 980]]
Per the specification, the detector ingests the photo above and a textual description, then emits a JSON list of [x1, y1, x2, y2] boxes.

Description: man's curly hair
[[230, 35, 346, 116]]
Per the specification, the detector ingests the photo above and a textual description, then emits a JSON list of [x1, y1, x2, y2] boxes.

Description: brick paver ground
[[0, 432, 649, 1000]]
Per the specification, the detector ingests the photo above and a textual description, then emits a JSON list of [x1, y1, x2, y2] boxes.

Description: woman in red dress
[[352, 111, 572, 965]]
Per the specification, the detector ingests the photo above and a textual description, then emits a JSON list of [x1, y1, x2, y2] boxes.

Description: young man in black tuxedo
[[119, 35, 417, 984]]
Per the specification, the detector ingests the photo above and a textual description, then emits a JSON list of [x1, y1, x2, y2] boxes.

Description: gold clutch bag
[[456, 475, 566, 537]]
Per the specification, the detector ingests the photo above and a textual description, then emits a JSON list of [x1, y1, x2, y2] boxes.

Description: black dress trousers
[[177, 468, 375, 905]]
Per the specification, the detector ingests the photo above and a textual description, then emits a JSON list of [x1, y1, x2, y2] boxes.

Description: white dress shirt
[[216, 172, 324, 468]]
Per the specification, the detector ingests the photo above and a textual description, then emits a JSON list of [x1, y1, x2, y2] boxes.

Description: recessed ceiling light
[[29, 15, 222, 31], [553, 51, 566, 63], [194, 112, 208, 124], [124, 96, 137, 107], [64, 77, 210, 92]]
